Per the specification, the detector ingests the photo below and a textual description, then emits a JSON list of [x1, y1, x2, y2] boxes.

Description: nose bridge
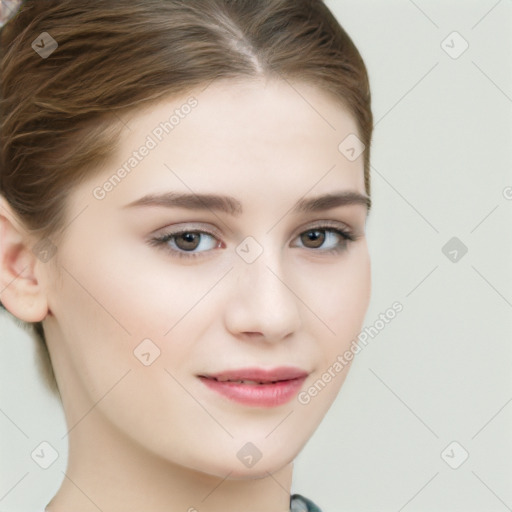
[[224, 238, 302, 340], [244, 250, 287, 302]]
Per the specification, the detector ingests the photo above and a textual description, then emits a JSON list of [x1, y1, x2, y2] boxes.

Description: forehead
[[126, 76, 360, 153], [77, 78, 366, 215]]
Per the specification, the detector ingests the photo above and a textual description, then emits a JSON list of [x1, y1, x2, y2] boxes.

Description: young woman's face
[[43, 78, 371, 478]]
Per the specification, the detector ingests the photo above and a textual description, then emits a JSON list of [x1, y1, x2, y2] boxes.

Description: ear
[[0, 195, 50, 322]]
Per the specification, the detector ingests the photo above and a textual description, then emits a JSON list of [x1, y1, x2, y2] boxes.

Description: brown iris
[[300, 229, 325, 249]]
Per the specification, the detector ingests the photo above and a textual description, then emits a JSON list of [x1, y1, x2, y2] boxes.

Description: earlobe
[[0, 196, 50, 323]]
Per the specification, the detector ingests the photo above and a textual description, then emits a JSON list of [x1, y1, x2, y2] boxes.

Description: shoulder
[[290, 493, 323, 512]]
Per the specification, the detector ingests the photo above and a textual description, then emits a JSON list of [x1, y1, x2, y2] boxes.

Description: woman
[[0, 1, 373, 511]]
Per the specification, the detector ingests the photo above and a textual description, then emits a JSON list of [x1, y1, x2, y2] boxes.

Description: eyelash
[[148, 222, 357, 261]]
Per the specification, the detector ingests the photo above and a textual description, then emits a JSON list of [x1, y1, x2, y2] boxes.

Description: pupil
[[302, 230, 325, 248], [177, 232, 200, 251]]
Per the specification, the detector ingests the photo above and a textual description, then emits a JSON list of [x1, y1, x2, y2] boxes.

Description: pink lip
[[198, 366, 309, 408]]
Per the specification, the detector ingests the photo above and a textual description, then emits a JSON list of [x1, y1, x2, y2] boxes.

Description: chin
[[185, 449, 296, 481], [217, 460, 291, 480]]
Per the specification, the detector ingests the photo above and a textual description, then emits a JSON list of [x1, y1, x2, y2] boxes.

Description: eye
[[149, 222, 357, 260], [292, 225, 356, 254], [148, 229, 222, 260]]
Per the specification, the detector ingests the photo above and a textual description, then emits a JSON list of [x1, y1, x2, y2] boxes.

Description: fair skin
[[0, 77, 371, 512]]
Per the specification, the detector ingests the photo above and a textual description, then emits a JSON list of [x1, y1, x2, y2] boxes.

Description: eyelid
[[291, 219, 355, 238], [152, 222, 223, 241]]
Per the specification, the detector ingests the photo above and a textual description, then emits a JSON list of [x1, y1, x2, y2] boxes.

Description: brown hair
[[0, 0, 373, 395]]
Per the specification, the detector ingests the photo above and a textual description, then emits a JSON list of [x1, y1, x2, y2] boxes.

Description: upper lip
[[198, 366, 309, 383]]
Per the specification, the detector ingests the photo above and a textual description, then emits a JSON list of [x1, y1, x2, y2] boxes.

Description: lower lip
[[198, 376, 307, 407]]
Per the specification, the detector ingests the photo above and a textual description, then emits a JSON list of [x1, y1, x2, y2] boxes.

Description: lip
[[197, 366, 309, 408]]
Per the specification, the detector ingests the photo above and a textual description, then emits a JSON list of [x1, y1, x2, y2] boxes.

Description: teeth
[[214, 378, 277, 385]]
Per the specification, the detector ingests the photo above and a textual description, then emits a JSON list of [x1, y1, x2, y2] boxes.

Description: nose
[[223, 248, 302, 343]]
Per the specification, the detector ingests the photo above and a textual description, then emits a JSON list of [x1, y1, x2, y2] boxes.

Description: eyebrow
[[123, 190, 371, 215]]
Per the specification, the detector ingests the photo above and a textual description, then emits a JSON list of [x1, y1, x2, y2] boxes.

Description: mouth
[[197, 367, 309, 407]]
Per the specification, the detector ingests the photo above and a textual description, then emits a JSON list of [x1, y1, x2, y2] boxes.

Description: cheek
[[50, 234, 230, 378], [104, 242, 233, 335], [308, 247, 371, 351]]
